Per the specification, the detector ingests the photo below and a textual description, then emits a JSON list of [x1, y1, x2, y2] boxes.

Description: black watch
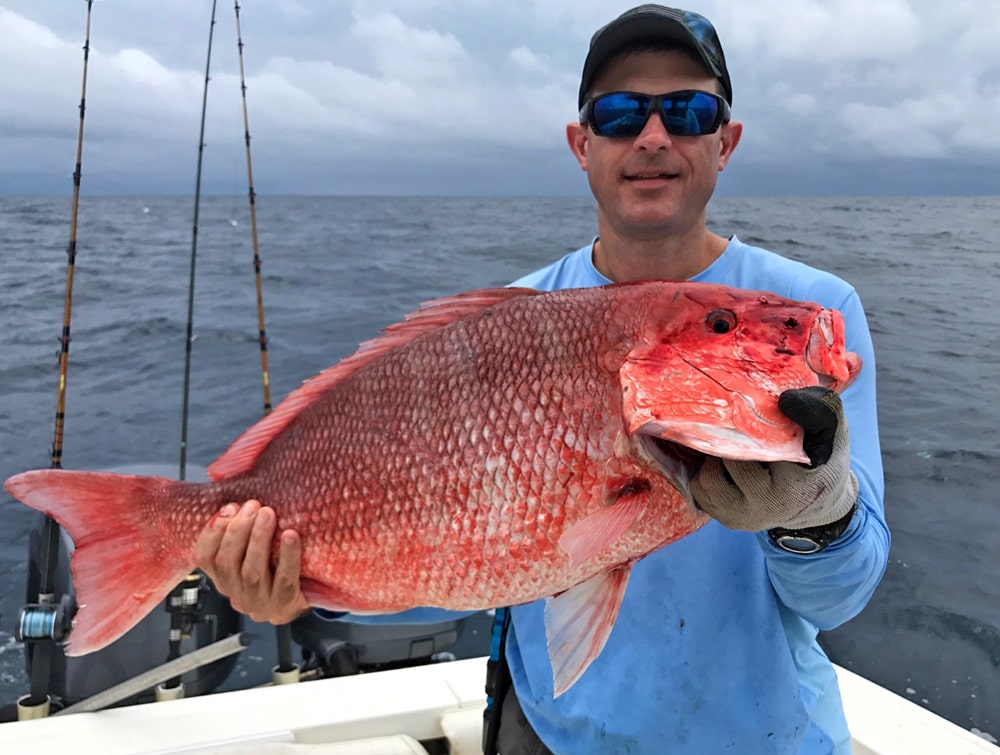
[[767, 504, 857, 555]]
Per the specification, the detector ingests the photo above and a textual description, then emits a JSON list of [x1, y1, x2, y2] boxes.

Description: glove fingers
[[778, 387, 842, 467], [720, 458, 771, 492], [691, 458, 742, 512], [692, 458, 773, 531]]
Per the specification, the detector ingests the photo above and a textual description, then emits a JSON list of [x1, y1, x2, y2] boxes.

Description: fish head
[[620, 283, 862, 467]]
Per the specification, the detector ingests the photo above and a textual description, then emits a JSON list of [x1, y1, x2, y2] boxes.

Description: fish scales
[[5, 281, 862, 695], [224, 287, 656, 609]]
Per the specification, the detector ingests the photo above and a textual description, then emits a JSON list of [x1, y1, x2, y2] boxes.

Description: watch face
[[768, 503, 857, 554], [772, 533, 825, 554]]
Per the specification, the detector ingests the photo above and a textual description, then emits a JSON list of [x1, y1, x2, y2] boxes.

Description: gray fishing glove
[[691, 387, 859, 532]]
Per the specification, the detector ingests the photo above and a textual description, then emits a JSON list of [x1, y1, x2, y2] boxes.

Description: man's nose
[[633, 110, 673, 150]]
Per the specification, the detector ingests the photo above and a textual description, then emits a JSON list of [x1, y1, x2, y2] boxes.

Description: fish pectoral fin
[[544, 564, 632, 697], [557, 479, 649, 571]]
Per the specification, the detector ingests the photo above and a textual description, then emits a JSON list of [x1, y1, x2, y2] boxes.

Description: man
[[196, 6, 888, 753]]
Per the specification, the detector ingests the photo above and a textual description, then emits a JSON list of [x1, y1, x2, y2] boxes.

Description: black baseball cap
[[578, 5, 733, 108]]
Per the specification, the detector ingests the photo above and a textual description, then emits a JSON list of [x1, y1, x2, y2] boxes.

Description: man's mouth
[[625, 170, 678, 182]]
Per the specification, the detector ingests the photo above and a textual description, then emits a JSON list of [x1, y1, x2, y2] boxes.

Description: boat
[[2, 6, 997, 754], [0, 652, 997, 754]]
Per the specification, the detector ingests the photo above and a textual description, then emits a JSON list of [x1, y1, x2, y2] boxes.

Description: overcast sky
[[2, 0, 998, 196]]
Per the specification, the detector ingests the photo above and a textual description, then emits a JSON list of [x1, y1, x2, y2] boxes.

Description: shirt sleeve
[[759, 287, 890, 629]]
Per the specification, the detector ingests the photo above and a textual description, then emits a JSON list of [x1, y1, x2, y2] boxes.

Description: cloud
[[0, 1, 998, 196], [2, 10, 83, 118], [352, 11, 470, 83], [509, 46, 550, 76], [710, 0, 1000, 174], [724, 0, 920, 61], [2, 7, 63, 50], [237, 9, 573, 157]]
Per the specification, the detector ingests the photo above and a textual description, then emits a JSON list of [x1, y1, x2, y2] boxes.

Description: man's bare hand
[[194, 500, 310, 625]]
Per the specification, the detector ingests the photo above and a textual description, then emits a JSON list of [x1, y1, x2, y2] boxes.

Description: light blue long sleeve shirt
[[332, 236, 888, 753], [500, 237, 888, 754]]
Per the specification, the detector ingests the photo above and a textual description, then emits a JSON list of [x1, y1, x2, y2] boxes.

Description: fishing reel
[[16, 594, 76, 644], [165, 572, 207, 644]]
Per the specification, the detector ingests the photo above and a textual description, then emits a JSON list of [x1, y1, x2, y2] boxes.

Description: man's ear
[[717, 120, 743, 171], [566, 121, 589, 171]]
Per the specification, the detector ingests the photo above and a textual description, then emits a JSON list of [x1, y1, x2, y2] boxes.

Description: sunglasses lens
[[662, 92, 722, 135], [590, 93, 651, 138], [588, 91, 725, 137]]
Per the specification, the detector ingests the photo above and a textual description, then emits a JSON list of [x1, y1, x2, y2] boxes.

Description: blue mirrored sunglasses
[[580, 90, 731, 138]]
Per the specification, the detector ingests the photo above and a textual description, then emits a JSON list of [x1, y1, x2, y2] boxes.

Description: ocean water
[[0, 194, 997, 739]]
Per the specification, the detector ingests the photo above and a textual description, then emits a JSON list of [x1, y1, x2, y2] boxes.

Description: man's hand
[[194, 500, 311, 624], [690, 387, 859, 532]]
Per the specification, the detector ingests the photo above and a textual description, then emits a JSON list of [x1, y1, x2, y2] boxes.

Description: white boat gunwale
[[0, 655, 996, 754]]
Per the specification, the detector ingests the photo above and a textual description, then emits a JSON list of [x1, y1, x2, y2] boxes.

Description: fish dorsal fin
[[207, 287, 541, 480]]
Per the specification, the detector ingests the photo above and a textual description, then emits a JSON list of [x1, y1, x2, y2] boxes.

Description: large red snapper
[[5, 281, 861, 697]]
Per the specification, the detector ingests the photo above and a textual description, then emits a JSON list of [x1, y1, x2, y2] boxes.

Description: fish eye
[[706, 310, 737, 334]]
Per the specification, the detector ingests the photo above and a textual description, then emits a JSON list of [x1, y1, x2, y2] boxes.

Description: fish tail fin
[[5, 469, 198, 655]]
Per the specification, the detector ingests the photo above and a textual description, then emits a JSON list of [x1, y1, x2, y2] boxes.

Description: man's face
[[568, 49, 741, 240]]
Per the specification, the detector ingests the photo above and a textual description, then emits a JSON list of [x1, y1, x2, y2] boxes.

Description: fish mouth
[[637, 433, 707, 501], [807, 310, 862, 391]]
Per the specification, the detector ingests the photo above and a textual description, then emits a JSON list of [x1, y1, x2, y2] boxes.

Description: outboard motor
[[291, 610, 466, 677]]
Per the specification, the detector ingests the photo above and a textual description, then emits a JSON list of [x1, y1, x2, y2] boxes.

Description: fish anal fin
[[557, 478, 649, 571], [208, 287, 543, 480], [545, 564, 632, 697]]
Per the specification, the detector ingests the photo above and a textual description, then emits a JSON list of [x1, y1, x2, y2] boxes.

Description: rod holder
[[271, 664, 301, 685], [155, 682, 185, 702], [16, 695, 51, 721]]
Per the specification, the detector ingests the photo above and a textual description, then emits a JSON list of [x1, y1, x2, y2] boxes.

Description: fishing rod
[[14, 0, 96, 721], [170, 0, 293, 695], [178, 0, 218, 483], [234, 0, 274, 418], [233, 1, 298, 684], [162, 0, 221, 699]]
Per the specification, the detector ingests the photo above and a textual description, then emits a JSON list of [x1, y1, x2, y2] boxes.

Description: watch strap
[[767, 503, 858, 554]]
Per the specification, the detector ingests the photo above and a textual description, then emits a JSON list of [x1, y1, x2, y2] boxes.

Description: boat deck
[[0, 657, 996, 754]]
